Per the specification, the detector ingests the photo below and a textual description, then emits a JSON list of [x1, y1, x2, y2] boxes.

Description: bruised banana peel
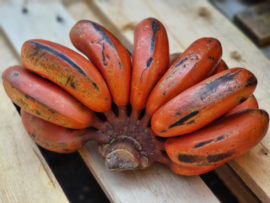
[[3, 18, 269, 176], [21, 110, 109, 153], [3, 66, 94, 129], [130, 18, 169, 112], [152, 68, 257, 137], [210, 59, 229, 76], [146, 37, 222, 116], [70, 20, 131, 109], [165, 109, 269, 169], [21, 39, 111, 112], [223, 94, 258, 117]]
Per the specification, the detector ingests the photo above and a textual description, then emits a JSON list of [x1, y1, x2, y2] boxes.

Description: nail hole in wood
[[22, 7, 28, 14], [230, 51, 241, 61], [198, 7, 211, 18], [56, 16, 63, 22]]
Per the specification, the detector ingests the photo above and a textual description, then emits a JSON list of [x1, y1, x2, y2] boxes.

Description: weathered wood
[[0, 30, 68, 203], [80, 141, 218, 203], [0, 0, 75, 53], [89, 0, 270, 202], [215, 164, 260, 203], [229, 143, 270, 203]]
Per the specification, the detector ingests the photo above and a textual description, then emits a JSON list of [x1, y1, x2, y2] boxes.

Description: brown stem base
[[92, 106, 166, 171]]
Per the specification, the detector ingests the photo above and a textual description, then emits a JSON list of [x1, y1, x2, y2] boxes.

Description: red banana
[[21, 110, 109, 153], [70, 20, 131, 107], [152, 68, 257, 137], [21, 39, 111, 112], [165, 109, 269, 167], [3, 66, 94, 129], [146, 38, 222, 116], [210, 59, 229, 76], [130, 18, 169, 110], [223, 94, 258, 117], [169, 162, 222, 176], [169, 53, 181, 67]]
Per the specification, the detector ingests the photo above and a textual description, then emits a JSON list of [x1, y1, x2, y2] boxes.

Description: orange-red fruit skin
[[70, 20, 131, 107], [210, 59, 229, 76], [169, 162, 223, 176], [3, 66, 94, 129], [130, 18, 169, 110], [146, 38, 222, 116], [165, 109, 269, 167], [152, 68, 257, 137], [169, 53, 181, 67], [21, 39, 111, 112], [21, 110, 89, 153], [223, 94, 258, 117]]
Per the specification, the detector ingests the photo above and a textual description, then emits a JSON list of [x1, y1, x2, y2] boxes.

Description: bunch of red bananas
[[2, 18, 269, 175]]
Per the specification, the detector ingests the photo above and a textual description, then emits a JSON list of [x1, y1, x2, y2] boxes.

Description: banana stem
[[130, 108, 141, 122], [118, 105, 128, 121], [139, 113, 151, 128], [104, 108, 118, 124], [154, 137, 166, 151], [91, 116, 111, 132], [82, 128, 110, 144], [145, 128, 158, 139], [148, 151, 172, 166]]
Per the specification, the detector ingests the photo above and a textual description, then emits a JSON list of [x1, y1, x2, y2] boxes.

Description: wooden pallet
[[0, 0, 269, 202]]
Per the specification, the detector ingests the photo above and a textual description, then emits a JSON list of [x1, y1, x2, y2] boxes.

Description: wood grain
[[0, 30, 68, 203], [215, 164, 260, 203], [80, 141, 218, 203], [0, 1, 76, 53]]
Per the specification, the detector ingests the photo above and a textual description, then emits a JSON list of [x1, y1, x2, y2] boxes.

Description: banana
[[152, 68, 257, 137], [169, 162, 223, 176], [165, 109, 269, 167], [21, 39, 111, 112], [146, 37, 222, 116], [223, 94, 258, 117], [3, 66, 94, 129], [70, 20, 131, 107], [130, 18, 169, 111], [169, 53, 181, 67], [210, 59, 228, 76], [21, 110, 109, 153]]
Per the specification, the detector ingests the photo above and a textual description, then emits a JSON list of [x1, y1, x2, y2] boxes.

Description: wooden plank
[[215, 164, 260, 203], [0, 1, 73, 202], [0, 1, 76, 53], [0, 0, 219, 202], [0, 30, 68, 203], [87, 0, 270, 202], [63, 0, 134, 53], [80, 141, 218, 203], [234, 2, 270, 47], [229, 143, 270, 203]]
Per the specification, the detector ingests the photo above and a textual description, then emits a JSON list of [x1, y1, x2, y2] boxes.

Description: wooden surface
[[0, 1, 71, 203], [81, 141, 218, 203], [0, 1, 75, 54], [215, 164, 260, 203], [0, 24, 68, 203], [1, 0, 270, 202]]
